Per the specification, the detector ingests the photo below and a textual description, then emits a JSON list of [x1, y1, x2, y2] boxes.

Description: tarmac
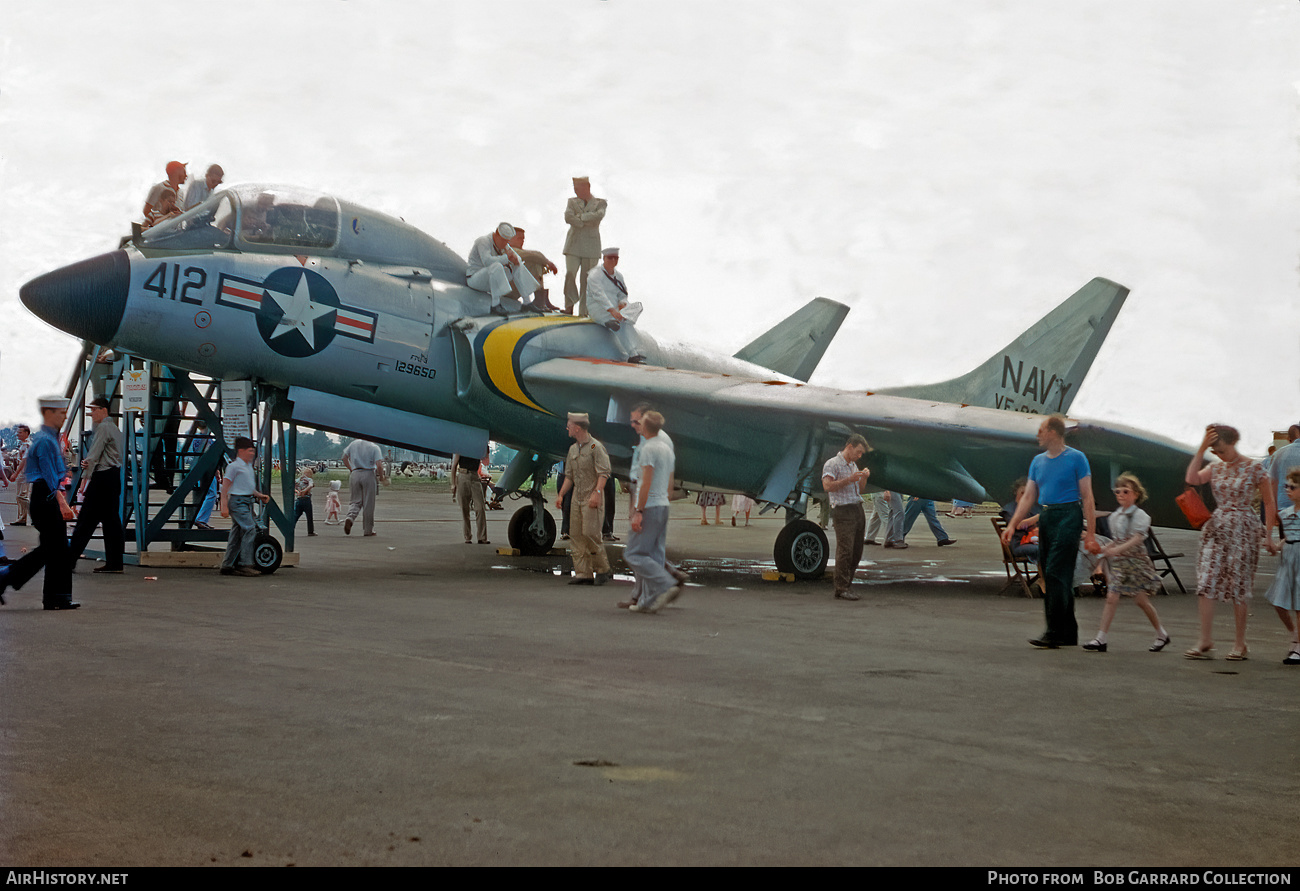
[[1, 490, 1297, 867]]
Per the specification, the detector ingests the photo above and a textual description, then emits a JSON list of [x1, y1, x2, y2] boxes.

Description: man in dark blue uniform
[[0, 396, 80, 609]]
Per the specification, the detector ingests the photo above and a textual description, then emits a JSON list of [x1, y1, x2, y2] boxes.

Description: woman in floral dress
[[697, 490, 726, 525], [1184, 425, 1277, 660]]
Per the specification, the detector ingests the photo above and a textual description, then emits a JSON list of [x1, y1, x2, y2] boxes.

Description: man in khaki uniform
[[12, 425, 31, 525], [554, 412, 612, 585], [563, 176, 607, 315], [508, 226, 560, 312]]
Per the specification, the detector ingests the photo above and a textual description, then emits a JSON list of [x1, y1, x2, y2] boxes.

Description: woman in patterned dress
[[1184, 425, 1277, 660], [697, 490, 725, 525], [1081, 473, 1171, 653]]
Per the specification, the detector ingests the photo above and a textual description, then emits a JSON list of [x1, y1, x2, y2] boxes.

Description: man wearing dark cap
[[68, 396, 125, 573], [219, 436, 271, 576]]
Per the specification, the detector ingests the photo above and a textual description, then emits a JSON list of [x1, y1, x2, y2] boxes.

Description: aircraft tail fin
[[733, 297, 850, 382], [875, 277, 1128, 415]]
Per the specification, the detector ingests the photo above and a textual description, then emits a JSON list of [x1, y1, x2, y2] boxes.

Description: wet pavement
[[1, 493, 1295, 866]]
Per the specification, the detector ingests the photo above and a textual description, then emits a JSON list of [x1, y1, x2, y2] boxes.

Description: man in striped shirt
[[822, 434, 871, 601]]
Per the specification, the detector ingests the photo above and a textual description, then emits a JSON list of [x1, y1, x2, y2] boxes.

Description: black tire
[[252, 532, 284, 574], [508, 504, 557, 556], [773, 519, 829, 580]]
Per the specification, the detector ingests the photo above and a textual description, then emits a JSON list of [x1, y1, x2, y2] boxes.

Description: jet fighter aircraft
[[20, 183, 1195, 578]]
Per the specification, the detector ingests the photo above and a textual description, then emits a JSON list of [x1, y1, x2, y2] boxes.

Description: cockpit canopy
[[141, 184, 339, 253], [139, 184, 467, 282]]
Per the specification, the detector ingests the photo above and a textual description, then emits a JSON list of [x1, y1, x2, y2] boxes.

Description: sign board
[[220, 380, 253, 448], [122, 368, 150, 413]]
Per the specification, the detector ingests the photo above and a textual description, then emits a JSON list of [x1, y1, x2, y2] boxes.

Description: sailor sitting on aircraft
[[585, 247, 645, 363], [466, 222, 540, 317]]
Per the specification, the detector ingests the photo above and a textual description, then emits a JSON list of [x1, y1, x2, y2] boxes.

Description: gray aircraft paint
[[21, 184, 1195, 532]]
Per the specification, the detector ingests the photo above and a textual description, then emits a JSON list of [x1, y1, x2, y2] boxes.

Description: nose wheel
[[773, 519, 828, 580], [252, 532, 283, 574], [507, 504, 557, 556]]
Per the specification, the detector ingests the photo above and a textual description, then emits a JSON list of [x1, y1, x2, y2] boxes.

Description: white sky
[[1, 0, 1297, 452]]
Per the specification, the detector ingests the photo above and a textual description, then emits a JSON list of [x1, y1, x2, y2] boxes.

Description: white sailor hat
[[567, 412, 590, 423], [38, 395, 70, 411], [601, 247, 619, 257], [496, 222, 516, 239]]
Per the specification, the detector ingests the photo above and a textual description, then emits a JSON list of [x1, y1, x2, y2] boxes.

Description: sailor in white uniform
[[585, 247, 644, 362], [466, 222, 539, 316]]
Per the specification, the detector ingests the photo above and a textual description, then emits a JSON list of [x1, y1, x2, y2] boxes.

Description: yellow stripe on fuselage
[[481, 315, 590, 412]]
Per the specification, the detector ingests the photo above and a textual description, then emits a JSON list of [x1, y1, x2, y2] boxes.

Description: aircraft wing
[[522, 357, 1196, 528]]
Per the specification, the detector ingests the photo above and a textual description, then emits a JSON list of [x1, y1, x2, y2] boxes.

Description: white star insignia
[[266, 272, 333, 348]]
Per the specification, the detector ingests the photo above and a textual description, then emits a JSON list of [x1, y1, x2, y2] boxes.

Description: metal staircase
[[61, 341, 298, 570]]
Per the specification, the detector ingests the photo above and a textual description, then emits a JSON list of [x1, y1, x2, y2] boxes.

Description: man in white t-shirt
[[342, 438, 385, 536], [219, 436, 270, 577], [625, 411, 679, 613]]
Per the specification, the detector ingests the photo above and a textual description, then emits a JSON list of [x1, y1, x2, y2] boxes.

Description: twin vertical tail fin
[[875, 277, 1128, 415], [733, 297, 850, 382]]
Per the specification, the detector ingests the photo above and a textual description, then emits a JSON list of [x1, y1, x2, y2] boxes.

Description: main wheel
[[773, 519, 829, 580], [252, 532, 284, 574], [508, 504, 557, 556]]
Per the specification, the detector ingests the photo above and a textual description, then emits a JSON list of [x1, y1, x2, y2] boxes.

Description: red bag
[[1176, 487, 1212, 530]]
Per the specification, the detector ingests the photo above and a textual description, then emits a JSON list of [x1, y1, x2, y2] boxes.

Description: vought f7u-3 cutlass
[[20, 183, 1194, 577]]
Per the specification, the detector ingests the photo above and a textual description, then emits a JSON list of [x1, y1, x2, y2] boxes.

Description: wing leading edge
[[521, 357, 1195, 527]]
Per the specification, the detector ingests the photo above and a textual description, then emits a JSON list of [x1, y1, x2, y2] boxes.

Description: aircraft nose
[[20, 250, 131, 345]]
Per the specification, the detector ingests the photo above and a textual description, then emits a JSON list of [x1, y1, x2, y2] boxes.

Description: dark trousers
[[68, 468, 125, 570], [294, 496, 315, 535], [832, 502, 866, 594], [603, 481, 615, 536], [1038, 503, 1082, 645], [8, 480, 73, 604]]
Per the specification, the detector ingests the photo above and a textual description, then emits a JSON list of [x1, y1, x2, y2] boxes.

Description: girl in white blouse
[[1082, 473, 1171, 653]]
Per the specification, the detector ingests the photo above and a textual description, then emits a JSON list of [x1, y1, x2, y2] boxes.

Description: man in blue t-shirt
[[1003, 414, 1096, 648]]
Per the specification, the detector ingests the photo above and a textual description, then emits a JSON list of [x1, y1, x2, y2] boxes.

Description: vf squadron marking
[[994, 356, 1074, 414]]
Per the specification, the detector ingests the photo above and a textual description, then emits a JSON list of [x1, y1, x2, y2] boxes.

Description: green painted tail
[[733, 297, 850, 382], [876, 277, 1128, 415]]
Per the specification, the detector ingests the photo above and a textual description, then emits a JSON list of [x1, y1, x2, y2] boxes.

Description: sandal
[[1183, 645, 1214, 660], [1225, 647, 1249, 662]]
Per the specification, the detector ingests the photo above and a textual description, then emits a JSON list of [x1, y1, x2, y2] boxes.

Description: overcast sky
[[1, 0, 1297, 452]]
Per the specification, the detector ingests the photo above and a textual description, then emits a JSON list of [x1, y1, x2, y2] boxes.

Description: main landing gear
[[773, 519, 829, 580]]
